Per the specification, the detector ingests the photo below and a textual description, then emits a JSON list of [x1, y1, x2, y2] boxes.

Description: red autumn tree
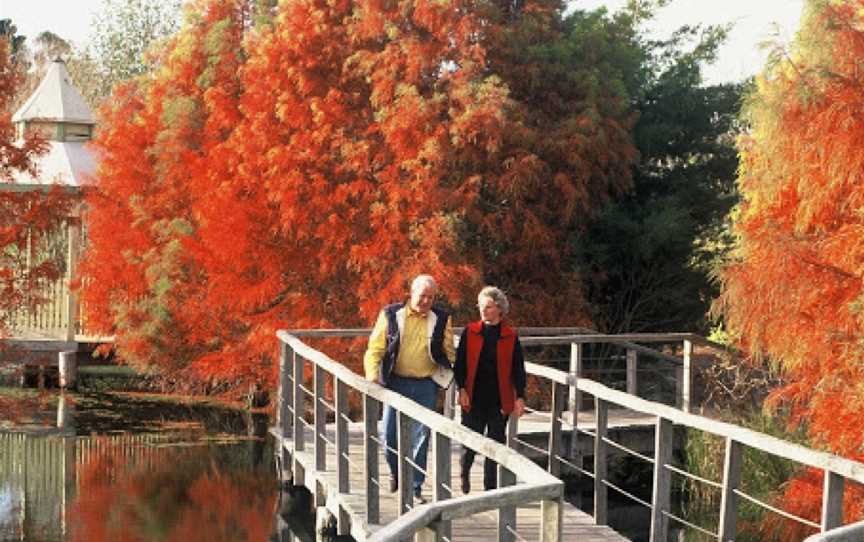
[[82, 0, 638, 386], [79, 0, 249, 381], [718, 0, 864, 533]]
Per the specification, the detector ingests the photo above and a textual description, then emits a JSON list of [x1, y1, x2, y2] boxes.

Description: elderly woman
[[454, 286, 526, 493]]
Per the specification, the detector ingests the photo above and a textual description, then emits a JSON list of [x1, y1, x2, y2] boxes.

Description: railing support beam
[[650, 417, 673, 542], [548, 382, 566, 477], [719, 438, 743, 542], [364, 394, 380, 524], [594, 397, 609, 525], [821, 470, 844, 532]]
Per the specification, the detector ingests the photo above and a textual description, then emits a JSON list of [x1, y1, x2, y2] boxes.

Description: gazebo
[[6, 58, 96, 341]]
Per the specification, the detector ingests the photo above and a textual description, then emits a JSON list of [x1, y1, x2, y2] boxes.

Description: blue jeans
[[382, 375, 437, 490]]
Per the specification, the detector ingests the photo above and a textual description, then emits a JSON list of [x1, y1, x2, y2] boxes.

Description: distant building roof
[[12, 58, 95, 125], [9, 141, 96, 189]]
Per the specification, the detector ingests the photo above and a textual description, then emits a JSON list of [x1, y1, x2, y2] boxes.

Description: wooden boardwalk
[[274, 421, 629, 542]]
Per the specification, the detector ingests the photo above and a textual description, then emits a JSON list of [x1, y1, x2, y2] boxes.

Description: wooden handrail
[[804, 519, 864, 541]]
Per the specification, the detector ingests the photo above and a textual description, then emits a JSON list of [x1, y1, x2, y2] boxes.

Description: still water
[[0, 391, 315, 542]]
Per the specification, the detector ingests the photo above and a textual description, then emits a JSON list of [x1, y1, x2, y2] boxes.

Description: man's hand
[[512, 398, 525, 418], [459, 389, 471, 411]]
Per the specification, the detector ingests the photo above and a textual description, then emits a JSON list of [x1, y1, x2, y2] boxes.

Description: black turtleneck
[[455, 322, 526, 413]]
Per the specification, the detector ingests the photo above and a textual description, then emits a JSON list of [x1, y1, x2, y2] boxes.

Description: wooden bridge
[[272, 329, 864, 542]]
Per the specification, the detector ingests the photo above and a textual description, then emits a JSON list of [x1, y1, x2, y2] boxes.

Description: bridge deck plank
[[274, 413, 634, 542]]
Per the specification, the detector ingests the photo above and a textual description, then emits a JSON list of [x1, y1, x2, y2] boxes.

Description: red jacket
[[463, 321, 518, 414]]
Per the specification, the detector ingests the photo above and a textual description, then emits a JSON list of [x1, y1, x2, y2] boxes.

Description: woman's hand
[[459, 389, 471, 410], [512, 398, 525, 418]]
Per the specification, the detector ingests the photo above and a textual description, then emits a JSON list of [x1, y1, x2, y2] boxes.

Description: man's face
[[409, 283, 436, 314]]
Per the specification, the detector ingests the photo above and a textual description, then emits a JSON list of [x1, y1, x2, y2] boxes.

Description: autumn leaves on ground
[[3, 0, 864, 536]]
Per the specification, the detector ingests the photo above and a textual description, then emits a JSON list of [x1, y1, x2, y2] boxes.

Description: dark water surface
[[0, 390, 315, 542]]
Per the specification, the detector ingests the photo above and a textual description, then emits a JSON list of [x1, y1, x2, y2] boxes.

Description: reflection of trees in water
[[69, 438, 276, 542]]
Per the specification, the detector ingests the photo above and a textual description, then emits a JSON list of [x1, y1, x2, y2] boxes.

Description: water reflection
[[0, 392, 314, 542]]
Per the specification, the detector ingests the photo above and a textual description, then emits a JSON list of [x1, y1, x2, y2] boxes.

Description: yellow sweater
[[363, 306, 454, 380]]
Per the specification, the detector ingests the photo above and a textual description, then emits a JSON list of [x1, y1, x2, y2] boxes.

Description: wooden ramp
[[273, 420, 630, 542]]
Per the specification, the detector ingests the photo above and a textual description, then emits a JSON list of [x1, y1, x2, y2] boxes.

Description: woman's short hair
[[478, 286, 509, 315]]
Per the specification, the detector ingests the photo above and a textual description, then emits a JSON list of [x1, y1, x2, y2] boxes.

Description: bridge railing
[[519, 338, 864, 542], [278, 329, 864, 542], [275, 330, 565, 542]]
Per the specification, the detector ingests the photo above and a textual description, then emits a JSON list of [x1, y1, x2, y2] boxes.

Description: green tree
[[576, 17, 742, 333], [83, 0, 182, 105]]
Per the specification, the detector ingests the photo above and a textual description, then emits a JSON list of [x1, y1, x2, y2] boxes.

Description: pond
[[0, 390, 318, 542]]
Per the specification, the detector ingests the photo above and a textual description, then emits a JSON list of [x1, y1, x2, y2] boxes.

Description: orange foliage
[[718, 0, 864, 529], [80, 0, 636, 385]]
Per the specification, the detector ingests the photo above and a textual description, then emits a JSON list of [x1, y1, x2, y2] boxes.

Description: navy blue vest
[[379, 303, 450, 386]]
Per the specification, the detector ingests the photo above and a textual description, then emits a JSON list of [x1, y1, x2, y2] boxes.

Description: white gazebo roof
[[9, 141, 96, 189], [12, 58, 95, 125]]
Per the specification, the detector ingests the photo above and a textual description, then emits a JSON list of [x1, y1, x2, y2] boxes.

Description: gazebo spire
[[8, 58, 96, 188], [13, 58, 95, 141]]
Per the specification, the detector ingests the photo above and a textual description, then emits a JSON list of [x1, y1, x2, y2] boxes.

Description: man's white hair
[[411, 274, 437, 293]]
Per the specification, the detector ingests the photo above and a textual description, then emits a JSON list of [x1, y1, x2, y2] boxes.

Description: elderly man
[[363, 274, 455, 503]]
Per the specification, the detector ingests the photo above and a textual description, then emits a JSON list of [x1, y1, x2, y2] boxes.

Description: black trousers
[[460, 405, 508, 490]]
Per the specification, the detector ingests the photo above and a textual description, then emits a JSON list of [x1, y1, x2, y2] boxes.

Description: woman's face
[[478, 295, 502, 325]]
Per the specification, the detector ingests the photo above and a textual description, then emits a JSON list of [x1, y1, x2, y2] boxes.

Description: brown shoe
[[414, 486, 427, 504]]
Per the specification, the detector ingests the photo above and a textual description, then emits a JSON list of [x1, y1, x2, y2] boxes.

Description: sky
[[0, 0, 806, 84]]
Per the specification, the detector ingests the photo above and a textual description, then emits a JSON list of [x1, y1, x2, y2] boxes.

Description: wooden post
[[433, 431, 452, 541], [540, 496, 562, 542], [626, 349, 637, 396], [568, 342, 583, 460], [314, 364, 326, 506], [443, 384, 455, 420], [335, 378, 350, 535], [506, 411, 519, 449], [821, 471, 844, 532], [292, 349, 305, 484], [718, 438, 743, 541], [548, 382, 566, 477], [398, 411, 413, 515], [364, 394, 380, 524], [58, 351, 77, 390], [679, 339, 693, 412], [650, 417, 673, 542], [56, 392, 74, 429], [65, 216, 80, 342], [498, 467, 517, 542], [594, 397, 609, 525], [278, 342, 293, 484]]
